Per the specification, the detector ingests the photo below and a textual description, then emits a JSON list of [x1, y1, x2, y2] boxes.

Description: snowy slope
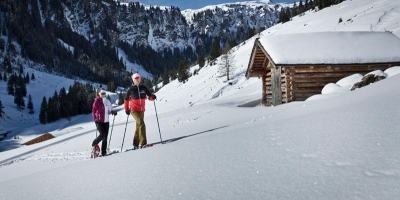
[[1, 0, 400, 199], [1, 68, 400, 199]]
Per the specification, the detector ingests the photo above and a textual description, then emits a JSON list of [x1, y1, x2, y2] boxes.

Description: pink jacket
[[92, 97, 105, 122]]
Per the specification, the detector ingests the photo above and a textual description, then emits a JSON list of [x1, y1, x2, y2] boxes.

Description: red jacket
[[124, 84, 154, 112]]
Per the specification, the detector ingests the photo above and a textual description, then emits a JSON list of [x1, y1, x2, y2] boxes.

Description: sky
[[1, 0, 400, 199], [136, 0, 297, 10]]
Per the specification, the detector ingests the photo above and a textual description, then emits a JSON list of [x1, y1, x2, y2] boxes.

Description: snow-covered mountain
[[0, 0, 284, 84], [111, 0, 282, 52], [1, 0, 400, 199], [120, 0, 288, 10]]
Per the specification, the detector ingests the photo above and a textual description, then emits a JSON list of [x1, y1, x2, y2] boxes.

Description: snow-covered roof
[[258, 31, 400, 65]]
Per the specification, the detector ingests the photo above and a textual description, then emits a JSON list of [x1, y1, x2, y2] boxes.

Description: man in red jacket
[[124, 73, 156, 149]]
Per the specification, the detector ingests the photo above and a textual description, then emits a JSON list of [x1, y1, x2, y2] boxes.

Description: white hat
[[132, 73, 141, 80], [99, 89, 106, 95]]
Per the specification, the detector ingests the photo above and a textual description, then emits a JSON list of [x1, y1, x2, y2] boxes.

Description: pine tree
[[318, 0, 324, 10], [39, 96, 47, 124], [198, 53, 205, 68], [18, 73, 27, 97], [47, 90, 60, 123], [162, 70, 170, 86], [14, 87, 25, 110], [118, 92, 124, 105], [25, 72, 30, 84], [1, 23, 5, 36], [0, 100, 3, 117], [4, 57, 12, 73], [27, 94, 34, 114], [51, 90, 60, 121], [59, 87, 69, 119], [279, 8, 285, 23], [67, 85, 78, 116], [170, 68, 177, 80], [7, 74, 15, 95], [152, 75, 159, 88], [209, 40, 221, 62], [310, 0, 316, 10], [292, 2, 298, 16], [107, 80, 115, 92], [47, 97, 54, 123], [299, 0, 304, 15], [19, 65, 23, 74], [177, 60, 189, 83], [83, 83, 95, 114], [31, 73, 35, 80], [305, 0, 310, 11], [3, 72, 6, 81]]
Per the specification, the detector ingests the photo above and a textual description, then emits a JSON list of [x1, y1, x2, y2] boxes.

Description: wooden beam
[[271, 67, 282, 106], [262, 75, 267, 106], [294, 82, 331, 88], [291, 65, 392, 73], [294, 88, 322, 93], [293, 77, 342, 83], [248, 69, 265, 77], [262, 57, 268, 69], [294, 72, 357, 78], [246, 42, 259, 79], [280, 62, 400, 67]]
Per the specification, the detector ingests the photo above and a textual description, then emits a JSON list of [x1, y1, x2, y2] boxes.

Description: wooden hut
[[246, 31, 400, 106]]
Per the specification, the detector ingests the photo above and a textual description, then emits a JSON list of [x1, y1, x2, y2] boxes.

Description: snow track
[[0, 151, 90, 169]]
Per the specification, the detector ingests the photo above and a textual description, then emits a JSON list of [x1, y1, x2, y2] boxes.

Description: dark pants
[[92, 122, 109, 155]]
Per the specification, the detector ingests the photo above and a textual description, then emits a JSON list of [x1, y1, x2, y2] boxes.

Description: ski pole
[[121, 114, 129, 152], [107, 114, 116, 149], [153, 101, 163, 143]]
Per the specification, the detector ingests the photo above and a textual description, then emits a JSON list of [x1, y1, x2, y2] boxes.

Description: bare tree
[[219, 42, 236, 81], [255, 20, 262, 35]]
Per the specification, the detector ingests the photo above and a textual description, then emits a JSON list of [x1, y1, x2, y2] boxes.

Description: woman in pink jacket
[[92, 88, 116, 156]]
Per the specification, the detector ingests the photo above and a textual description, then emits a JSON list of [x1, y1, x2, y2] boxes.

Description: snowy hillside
[[1, 0, 400, 199]]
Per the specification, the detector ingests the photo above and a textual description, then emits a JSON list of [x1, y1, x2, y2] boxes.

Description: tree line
[[39, 81, 95, 124], [279, 0, 346, 23], [4, 65, 35, 113]]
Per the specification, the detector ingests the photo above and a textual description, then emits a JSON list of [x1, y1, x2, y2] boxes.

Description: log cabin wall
[[263, 72, 271, 106], [262, 75, 268, 106], [282, 67, 292, 103], [271, 66, 282, 106], [263, 65, 285, 106], [282, 64, 399, 101]]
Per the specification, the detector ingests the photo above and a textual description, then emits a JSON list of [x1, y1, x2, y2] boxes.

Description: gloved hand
[[111, 110, 117, 116], [125, 110, 130, 115], [152, 94, 157, 100], [95, 119, 99, 124]]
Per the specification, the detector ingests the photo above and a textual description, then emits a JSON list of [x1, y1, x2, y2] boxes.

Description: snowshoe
[[90, 144, 100, 158]]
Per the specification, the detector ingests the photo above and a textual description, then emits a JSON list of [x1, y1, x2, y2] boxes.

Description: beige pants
[[131, 110, 146, 147]]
